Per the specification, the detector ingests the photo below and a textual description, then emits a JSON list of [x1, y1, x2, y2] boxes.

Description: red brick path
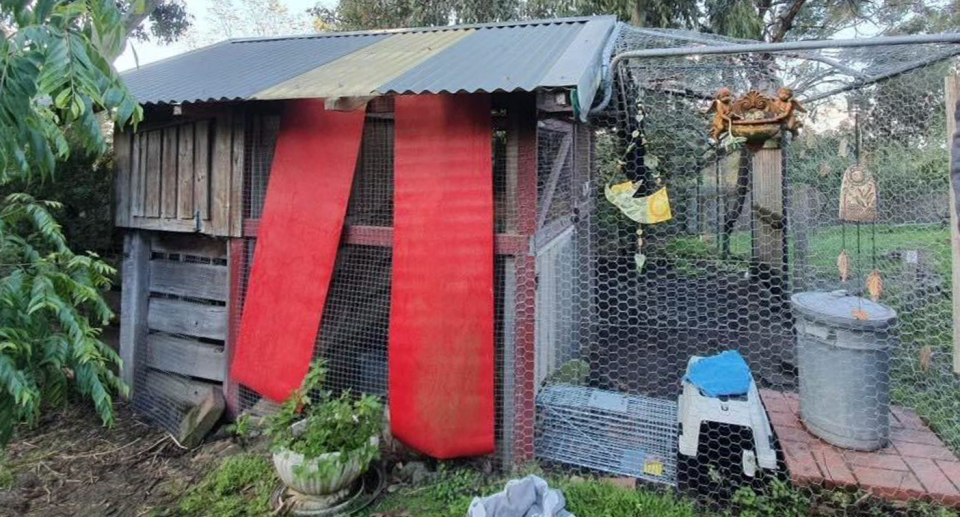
[[760, 389, 960, 506]]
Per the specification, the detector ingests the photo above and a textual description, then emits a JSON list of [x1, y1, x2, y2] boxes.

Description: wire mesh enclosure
[[533, 26, 960, 507]]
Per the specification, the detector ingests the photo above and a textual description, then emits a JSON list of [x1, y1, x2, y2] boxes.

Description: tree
[[0, 0, 142, 444], [187, 0, 311, 48], [120, 0, 190, 47]]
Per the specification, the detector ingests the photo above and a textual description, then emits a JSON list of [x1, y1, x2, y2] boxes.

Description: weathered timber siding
[[115, 110, 244, 237]]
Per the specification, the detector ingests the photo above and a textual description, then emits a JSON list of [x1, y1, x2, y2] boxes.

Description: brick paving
[[760, 389, 960, 506]]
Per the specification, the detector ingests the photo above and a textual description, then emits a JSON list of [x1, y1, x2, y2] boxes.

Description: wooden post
[[752, 141, 785, 272], [225, 238, 247, 416], [509, 94, 538, 467], [945, 74, 960, 374], [119, 230, 150, 393]]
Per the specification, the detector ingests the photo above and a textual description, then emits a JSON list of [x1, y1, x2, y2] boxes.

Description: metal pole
[[589, 32, 960, 116], [804, 47, 960, 103], [612, 33, 960, 60]]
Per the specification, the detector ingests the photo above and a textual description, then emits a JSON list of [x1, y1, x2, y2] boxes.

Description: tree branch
[[770, 0, 809, 42], [122, 0, 163, 38]]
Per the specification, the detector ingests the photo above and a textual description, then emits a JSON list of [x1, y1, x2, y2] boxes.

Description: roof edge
[[229, 15, 618, 44]]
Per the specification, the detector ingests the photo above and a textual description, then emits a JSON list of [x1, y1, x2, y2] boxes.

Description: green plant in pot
[[266, 361, 383, 502]]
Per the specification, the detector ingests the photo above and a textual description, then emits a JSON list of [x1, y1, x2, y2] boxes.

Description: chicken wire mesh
[[531, 25, 960, 509]]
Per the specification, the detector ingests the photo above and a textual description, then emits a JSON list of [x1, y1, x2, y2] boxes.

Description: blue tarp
[[684, 351, 752, 397]]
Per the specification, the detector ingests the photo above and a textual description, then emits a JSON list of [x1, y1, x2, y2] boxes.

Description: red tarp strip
[[231, 100, 365, 402], [389, 94, 495, 459]]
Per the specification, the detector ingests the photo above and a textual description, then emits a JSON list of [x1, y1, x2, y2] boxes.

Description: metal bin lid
[[790, 290, 897, 331]]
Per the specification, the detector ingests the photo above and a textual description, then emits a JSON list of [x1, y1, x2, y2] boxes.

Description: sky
[[116, 0, 333, 72]]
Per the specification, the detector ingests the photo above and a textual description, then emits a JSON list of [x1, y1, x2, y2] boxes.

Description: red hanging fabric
[[231, 100, 365, 402], [389, 94, 495, 459]]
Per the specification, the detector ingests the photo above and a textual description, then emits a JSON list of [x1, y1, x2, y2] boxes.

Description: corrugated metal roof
[[380, 22, 582, 94], [122, 16, 617, 107], [123, 35, 388, 104], [254, 30, 475, 100]]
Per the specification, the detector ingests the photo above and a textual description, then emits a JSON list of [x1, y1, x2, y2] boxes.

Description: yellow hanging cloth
[[604, 181, 673, 224]]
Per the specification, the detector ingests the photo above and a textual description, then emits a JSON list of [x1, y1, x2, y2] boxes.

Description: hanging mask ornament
[[839, 164, 878, 223]]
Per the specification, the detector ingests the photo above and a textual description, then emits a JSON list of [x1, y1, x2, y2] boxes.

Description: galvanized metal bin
[[791, 291, 898, 451]]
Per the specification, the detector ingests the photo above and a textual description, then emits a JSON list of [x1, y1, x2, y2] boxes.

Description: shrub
[[266, 361, 383, 479]]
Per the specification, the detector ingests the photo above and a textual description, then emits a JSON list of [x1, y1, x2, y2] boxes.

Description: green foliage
[[225, 413, 253, 439], [0, 0, 142, 183], [0, 0, 142, 446], [561, 479, 698, 517], [359, 465, 498, 517], [0, 193, 125, 445], [266, 361, 383, 480], [728, 479, 810, 517], [1, 135, 116, 254], [179, 454, 277, 517]]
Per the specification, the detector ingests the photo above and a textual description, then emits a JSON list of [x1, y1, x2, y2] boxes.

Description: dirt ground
[[0, 401, 237, 517]]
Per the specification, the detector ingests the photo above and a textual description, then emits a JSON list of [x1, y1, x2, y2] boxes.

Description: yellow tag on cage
[[643, 458, 664, 477]]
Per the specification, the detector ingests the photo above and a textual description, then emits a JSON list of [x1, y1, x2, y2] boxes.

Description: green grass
[[0, 454, 13, 491], [891, 298, 960, 453], [359, 465, 499, 517], [559, 479, 697, 517], [178, 453, 277, 517], [670, 224, 950, 276]]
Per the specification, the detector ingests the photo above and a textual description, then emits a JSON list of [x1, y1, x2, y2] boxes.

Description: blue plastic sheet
[[684, 350, 752, 397]]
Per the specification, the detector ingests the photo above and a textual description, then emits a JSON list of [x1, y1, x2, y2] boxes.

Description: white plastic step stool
[[677, 356, 778, 476]]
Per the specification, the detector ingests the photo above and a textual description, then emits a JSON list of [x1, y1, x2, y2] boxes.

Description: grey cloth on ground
[[467, 475, 575, 517]]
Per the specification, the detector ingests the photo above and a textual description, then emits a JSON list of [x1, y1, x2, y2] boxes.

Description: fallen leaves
[[852, 308, 870, 321], [838, 249, 850, 283], [920, 346, 933, 372], [866, 269, 883, 302]]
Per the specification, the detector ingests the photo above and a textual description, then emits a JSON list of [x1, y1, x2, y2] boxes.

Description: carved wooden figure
[[839, 164, 878, 222], [707, 87, 736, 141], [773, 88, 806, 135]]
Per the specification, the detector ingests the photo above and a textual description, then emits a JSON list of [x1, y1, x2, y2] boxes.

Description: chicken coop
[[116, 13, 960, 508], [115, 16, 615, 463]]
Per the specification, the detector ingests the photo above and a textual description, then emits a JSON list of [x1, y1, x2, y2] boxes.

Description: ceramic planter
[[272, 436, 378, 497]]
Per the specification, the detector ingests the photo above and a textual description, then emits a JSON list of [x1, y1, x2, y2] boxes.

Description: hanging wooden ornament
[[839, 164, 878, 222], [837, 249, 851, 283], [866, 269, 883, 302]]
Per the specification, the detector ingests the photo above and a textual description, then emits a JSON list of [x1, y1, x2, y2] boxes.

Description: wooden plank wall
[[121, 232, 231, 404], [114, 112, 244, 237]]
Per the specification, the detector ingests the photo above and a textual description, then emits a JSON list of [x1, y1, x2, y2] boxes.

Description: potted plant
[[266, 361, 383, 501]]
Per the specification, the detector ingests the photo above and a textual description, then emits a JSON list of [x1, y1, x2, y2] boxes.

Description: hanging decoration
[[839, 164, 878, 223], [837, 249, 851, 283], [836, 109, 884, 317], [866, 269, 883, 302], [708, 88, 806, 151], [605, 99, 672, 272]]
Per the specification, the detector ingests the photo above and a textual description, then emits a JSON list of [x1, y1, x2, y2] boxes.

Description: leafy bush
[[179, 454, 276, 517], [0, 194, 124, 444], [266, 361, 383, 479], [0, 0, 141, 445]]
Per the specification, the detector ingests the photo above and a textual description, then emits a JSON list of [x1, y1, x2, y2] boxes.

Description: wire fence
[[536, 26, 960, 506]]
